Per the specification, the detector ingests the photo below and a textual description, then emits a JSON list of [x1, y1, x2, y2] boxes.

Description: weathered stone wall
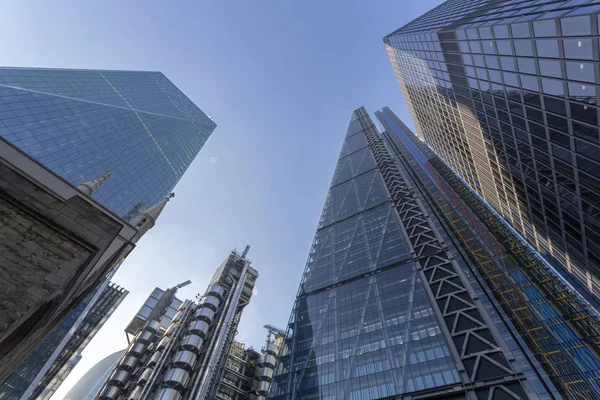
[[0, 161, 126, 381]]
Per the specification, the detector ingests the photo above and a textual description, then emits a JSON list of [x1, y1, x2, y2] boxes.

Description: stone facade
[[0, 139, 136, 381]]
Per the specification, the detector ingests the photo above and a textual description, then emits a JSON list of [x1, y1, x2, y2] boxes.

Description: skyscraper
[[0, 67, 216, 218], [384, 1, 600, 309], [97, 246, 258, 400], [0, 281, 127, 400], [267, 107, 600, 400]]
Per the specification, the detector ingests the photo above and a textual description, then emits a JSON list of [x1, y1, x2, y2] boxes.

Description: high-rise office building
[[384, 1, 600, 308], [0, 66, 212, 379], [0, 67, 216, 218], [97, 247, 258, 400], [64, 350, 125, 400], [267, 107, 600, 400], [0, 282, 127, 400]]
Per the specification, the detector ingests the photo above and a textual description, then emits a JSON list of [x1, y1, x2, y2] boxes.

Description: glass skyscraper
[[0, 67, 216, 217], [384, 0, 600, 309], [268, 106, 600, 400]]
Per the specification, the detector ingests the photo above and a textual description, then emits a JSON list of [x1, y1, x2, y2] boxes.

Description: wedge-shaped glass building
[[267, 107, 600, 400], [384, 0, 600, 310], [0, 67, 216, 217]]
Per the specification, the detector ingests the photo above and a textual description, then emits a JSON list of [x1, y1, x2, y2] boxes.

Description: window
[[534, 19, 557, 37], [517, 58, 536, 74], [541, 78, 564, 97], [563, 38, 593, 60], [539, 59, 561, 78], [568, 82, 596, 102], [521, 75, 540, 91], [570, 102, 598, 125], [566, 62, 595, 83], [561, 16, 592, 36], [494, 24, 510, 39], [512, 22, 531, 38], [572, 121, 599, 144], [536, 39, 560, 58], [515, 40, 534, 56], [496, 40, 513, 55], [500, 57, 516, 71], [485, 55, 499, 69]]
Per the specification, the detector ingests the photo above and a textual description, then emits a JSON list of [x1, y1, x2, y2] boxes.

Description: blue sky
[[0, 1, 444, 397]]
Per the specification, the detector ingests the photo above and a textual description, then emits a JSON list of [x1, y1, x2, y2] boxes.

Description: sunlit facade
[[268, 107, 600, 400], [384, 0, 600, 309], [0, 67, 216, 217]]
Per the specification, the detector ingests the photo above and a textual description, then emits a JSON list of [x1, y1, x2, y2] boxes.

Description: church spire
[[130, 193, 175, 243], [77, 173, 112, 195]]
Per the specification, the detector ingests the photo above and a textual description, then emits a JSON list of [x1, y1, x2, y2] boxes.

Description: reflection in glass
[[566, 62, 595, 83], [563, 38, 593, 60], [536, 39, 560, 58], [561, 16, 592, 36]]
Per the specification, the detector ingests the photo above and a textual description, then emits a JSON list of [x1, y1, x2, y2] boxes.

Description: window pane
[[542, 78, 564, 97], [512, 22, 531, 38], [500, 57, 516, 71], [494, 24, 510, 38], [561, 16, 592, 36], [522, 75, 540, 91], [497, 40, 513, 55], [517, 58, 536, 74], [485, 56, 499, 69], [536, 39, 560, 58], [515, 40, 534, 56], [539, 59, 562, 78], [503, 72, 519, 87], [563, 38, 593, 60], [534, 19, 557, 37], [566, 62, 595, 83], [568, 82, 597, 103]]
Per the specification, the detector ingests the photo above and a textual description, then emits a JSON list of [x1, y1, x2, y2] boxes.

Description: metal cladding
[[153, 388, 182, 400], [194, 307, 215, 323], [180, 334, 204, 354], [138, 368, 153, 386], [256, 367, 274, 381], [263, 342, 277, 356], [118, 356, 139, 373], [99, 385, 121, 400], [208, 284, 225, 300], [172, 350, 196, 372], [109, 370, 131, 388], [163, 368, 190, 390], [98, 249, 257, 400], [136, 331, 154, 345], [200, 295, 220, 311], [128, 343, 147, 358], [156, 337, 170, 352], [187, 320, 210, 338], [255, 380, 270, 396], [147, 351, 161, 368], [261, 354, 276, 369], [143, 320, 161, 334]]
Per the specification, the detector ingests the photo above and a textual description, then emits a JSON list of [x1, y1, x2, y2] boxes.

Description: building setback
[[267, 107, 600, 400], [384, 0, 600, 309], [97, 247, 258, 400]]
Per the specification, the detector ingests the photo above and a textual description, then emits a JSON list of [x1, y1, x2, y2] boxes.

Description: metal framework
[[355, 107, 528, 400]]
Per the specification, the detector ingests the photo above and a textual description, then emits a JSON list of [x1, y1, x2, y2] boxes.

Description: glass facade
[[0, 282, 127, 400], [0, 67, 216, 218], [384, 0, 600, 310]]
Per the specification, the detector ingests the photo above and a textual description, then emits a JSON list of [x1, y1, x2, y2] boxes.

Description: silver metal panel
[[180, 334, 204, 354], [264, 341, 278, 356], [187, 320, 210, 338], [127, 386, 144, 400], [208, 283, 225, 300], [194, 307, 215, 323], [138, 367, 153, 385], [144, 320, 161, 334], [164, 368, 190, 390], [200, 295, 220, 311], [256, 366, 274, 380], [172, 310, 185, 323], [172, 350, 197, 371], [128, 343, 147, 358], [108, 369, 131, 388], [261, 354, 276, 368], [255, 380, 270, 395], [99, 385, 121, 400], [147, 351, 161, 368], [154, 388, 182, 400], [136, 330, 154, 344], [118, 356, 139, 372], [157, 336, 170, 351], [164, 323, 177, 337]]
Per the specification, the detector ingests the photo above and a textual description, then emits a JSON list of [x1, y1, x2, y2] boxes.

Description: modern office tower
[[98, 246, 258, 400], [0, 67, 213, 378], [268, 107, 600, 400], [64, 350, 125, 400], [0, 282, 127, 400], [383, 1, 600, 309], [0, 67, 217, 218], [216, 341, 261, 400]]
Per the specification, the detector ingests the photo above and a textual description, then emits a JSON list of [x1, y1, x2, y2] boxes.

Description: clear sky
[[0, 1, 444, 398]]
